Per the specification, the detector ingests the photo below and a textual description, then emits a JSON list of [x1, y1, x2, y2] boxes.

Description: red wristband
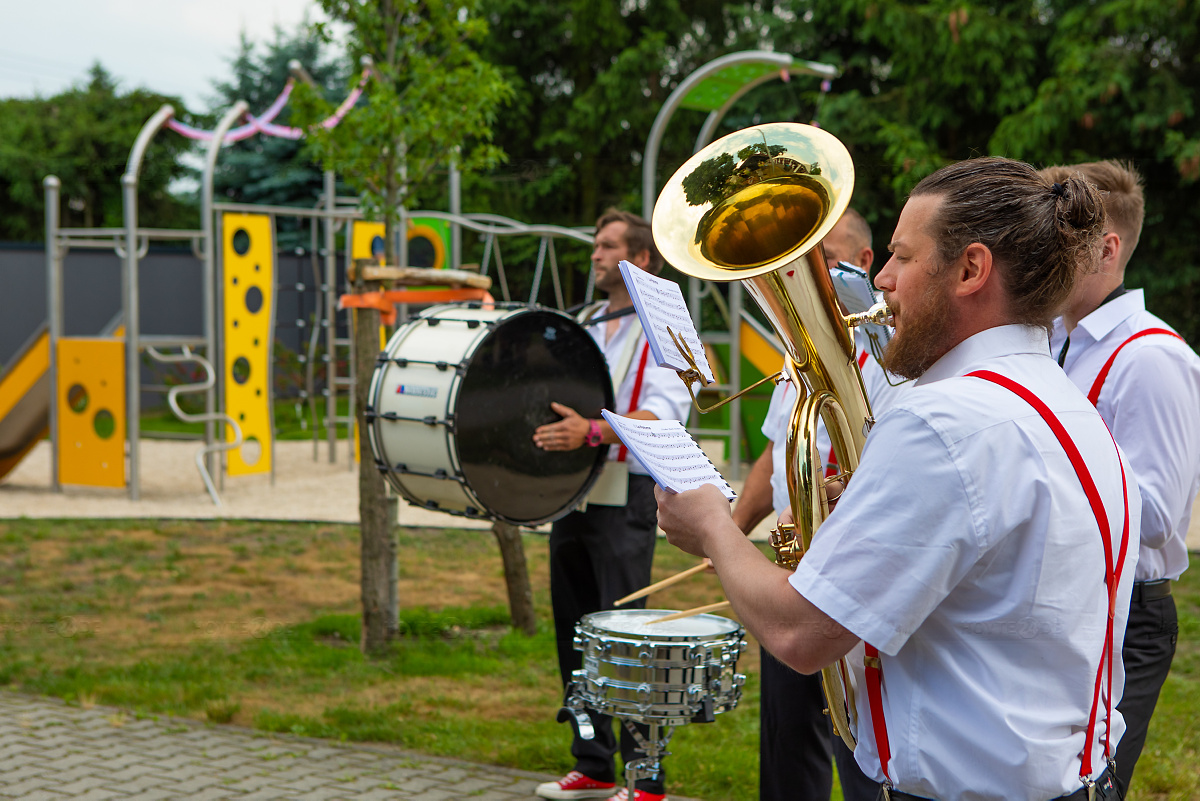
[[585, 419, 602, 447]]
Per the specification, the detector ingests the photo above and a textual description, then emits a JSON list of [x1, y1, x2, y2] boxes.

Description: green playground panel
[[680, 62, 790, 113]]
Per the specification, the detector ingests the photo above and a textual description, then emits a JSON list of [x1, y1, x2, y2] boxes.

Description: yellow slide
[[0, 327, 50, 481]]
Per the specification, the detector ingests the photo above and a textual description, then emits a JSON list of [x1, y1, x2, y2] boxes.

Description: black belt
[[1132, 578, 1172, 603], [883, 766, 1119, 801]]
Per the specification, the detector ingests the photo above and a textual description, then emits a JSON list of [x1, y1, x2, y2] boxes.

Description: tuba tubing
[[652, 122, 875, 749]]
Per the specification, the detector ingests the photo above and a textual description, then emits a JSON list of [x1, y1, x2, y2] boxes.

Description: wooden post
[[355, 272, 397, 654], [491, 520, 537, 636]]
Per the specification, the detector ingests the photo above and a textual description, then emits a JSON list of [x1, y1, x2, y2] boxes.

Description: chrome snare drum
[[367, 303, 612, 526], [571, 609, 746, 726]]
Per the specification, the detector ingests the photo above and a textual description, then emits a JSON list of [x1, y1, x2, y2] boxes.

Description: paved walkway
[[0, 691, 698, 801]]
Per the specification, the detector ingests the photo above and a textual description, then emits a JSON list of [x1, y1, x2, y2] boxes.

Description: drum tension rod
[[376, 354, 463, 374], [364, 408, 447, 428], [391, 463, 466, 483]]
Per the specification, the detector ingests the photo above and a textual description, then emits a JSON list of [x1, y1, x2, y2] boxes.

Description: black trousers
[[550, 474, 663, 794], [1113, 592, 1178, 794], [760, 649, 880, 801]]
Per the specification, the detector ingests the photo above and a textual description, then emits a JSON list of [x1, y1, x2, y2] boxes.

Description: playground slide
[[0, 326, 50, 481]]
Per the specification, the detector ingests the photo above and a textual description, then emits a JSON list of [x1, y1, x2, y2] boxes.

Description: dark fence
[[0, 242, 348, 405]]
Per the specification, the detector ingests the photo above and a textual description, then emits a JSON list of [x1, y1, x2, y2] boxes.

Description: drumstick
[[613, 562, 710, 607], [648, 601, 732, 624]]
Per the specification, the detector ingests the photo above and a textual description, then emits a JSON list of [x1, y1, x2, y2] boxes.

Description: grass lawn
[[0, 517, 1195, 800]]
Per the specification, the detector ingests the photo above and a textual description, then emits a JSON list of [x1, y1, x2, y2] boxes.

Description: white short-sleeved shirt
[[790, 325, 1139, 801], [761, 329, 909, 516], [1050, 290, 1200, 581], [587, 301, 692, 476]]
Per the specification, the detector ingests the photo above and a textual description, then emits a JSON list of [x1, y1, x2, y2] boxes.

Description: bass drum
[[367, 303, 613, 526]]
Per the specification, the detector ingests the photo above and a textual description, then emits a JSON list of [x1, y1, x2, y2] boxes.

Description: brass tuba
[[652, 122, 886, 748]]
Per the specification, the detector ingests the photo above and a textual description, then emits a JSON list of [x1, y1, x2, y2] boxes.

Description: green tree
[[208, 27, 351, 250], [730, 0, 1199, 344], [291, 0, 513, 654], [293, 0, 512, 266], [0, 64, 194, 241]]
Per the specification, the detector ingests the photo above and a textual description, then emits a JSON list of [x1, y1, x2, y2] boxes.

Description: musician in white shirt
[[658, 158, 1133, 801], [1042, 160, 1200, 795]]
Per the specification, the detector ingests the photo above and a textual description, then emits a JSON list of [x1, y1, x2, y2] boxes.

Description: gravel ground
[[2, 439, 1197, 554]]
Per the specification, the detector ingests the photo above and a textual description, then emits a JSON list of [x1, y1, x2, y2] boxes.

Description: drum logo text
[[397, 385, 438, 397]]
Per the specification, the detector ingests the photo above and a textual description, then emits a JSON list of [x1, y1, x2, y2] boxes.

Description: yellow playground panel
[[56, 337, 125, 488], [222, 213, 274, 476]]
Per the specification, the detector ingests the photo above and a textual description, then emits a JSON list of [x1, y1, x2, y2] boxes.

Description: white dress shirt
[[1050, 290, 1200, 581], [588, 301, 692, 476], [791, 325, 1139, 801], [762, 329, 909, 516]]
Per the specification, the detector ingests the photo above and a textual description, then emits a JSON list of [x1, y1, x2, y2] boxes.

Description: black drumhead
[[455, 308, 612, 525]]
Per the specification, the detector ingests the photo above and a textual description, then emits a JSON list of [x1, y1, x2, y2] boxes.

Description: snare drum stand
[[621, 719, 674, 799]]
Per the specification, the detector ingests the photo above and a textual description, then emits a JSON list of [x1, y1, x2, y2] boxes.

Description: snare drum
[[572, 609, 746, 726], [367, 303, 612, 526]]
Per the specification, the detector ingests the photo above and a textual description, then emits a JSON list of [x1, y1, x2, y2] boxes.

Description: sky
[[1, 0, 324, 112]]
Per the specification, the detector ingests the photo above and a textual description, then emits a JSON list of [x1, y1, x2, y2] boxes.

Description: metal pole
[[203, 101, 250, 490], [324, 170, 337, 464], [449, 149, 462, 269], [44, 176, 61, 493], [121, 104, 174, 500]]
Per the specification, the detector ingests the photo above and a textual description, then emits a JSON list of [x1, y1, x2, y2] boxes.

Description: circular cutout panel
[[241, 436, 262, 466], [232, 357, 251, 385], [67, 384, 89, 414], [93, 409, 115, 439], [245, 285, 264, 314], [232, 229, 251, 256], [408, 234, 437, 268]]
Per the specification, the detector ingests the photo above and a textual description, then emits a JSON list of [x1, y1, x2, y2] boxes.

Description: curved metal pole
[[122, 104, 175, 500], [641, 51, 790, 220], [201, 101, 250, 487], [694, 58, 838, 152]]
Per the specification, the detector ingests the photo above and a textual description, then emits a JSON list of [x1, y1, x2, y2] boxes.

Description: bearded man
[[657, 157, 1135, 801]]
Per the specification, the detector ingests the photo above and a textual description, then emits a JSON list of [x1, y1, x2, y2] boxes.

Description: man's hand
[[655, 483, 735, 558], [533, 402, 589, 451]]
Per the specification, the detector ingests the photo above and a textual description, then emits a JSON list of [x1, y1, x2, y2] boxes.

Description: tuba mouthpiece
[[845, 301, 893, 329]]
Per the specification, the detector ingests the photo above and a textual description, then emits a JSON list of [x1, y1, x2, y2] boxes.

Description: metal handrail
[[144, 345, 243, 506]]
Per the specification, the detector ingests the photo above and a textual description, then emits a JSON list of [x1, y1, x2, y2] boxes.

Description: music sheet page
[[601, 411, 735, 499], [618, 260, 716, 384]]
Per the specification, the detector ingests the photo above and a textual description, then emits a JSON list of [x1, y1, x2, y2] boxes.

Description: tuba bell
[[651, 122, 884, 749]]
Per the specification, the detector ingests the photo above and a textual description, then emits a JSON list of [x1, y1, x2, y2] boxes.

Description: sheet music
[[601, 411, 736, 499], [618, 260, 716, 384], [830, 261, 892, 350]]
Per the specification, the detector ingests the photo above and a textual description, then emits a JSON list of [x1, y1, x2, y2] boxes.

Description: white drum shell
[[571, 609, 746, 725], [369, 306, 494, 517], [368, 303, 611, 524]]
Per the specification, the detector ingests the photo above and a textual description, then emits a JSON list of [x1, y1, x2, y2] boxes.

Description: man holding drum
[[533, 209, 692, 801], [658, 158, 1133, 801]]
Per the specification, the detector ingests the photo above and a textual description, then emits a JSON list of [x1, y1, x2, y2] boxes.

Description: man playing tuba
[[658, 157, 1132, 801]]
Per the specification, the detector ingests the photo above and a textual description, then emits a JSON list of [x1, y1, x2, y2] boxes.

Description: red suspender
[[617, 342, 652, 463], [863, 371, 1130, 786], [1087, 328, 1182, 406], [824, 350, 873, 478], [967, 370, 1130, 780]]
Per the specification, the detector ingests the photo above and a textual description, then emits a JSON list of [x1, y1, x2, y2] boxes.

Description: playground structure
[[0, 50, 839, 507]]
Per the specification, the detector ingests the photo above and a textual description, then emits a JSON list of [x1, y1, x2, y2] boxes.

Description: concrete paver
[[0, 692, 703, 800]]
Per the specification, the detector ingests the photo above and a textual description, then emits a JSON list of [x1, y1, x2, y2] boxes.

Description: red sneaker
[[535, 771, 617, 800], [606, 789, 667, 801]]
